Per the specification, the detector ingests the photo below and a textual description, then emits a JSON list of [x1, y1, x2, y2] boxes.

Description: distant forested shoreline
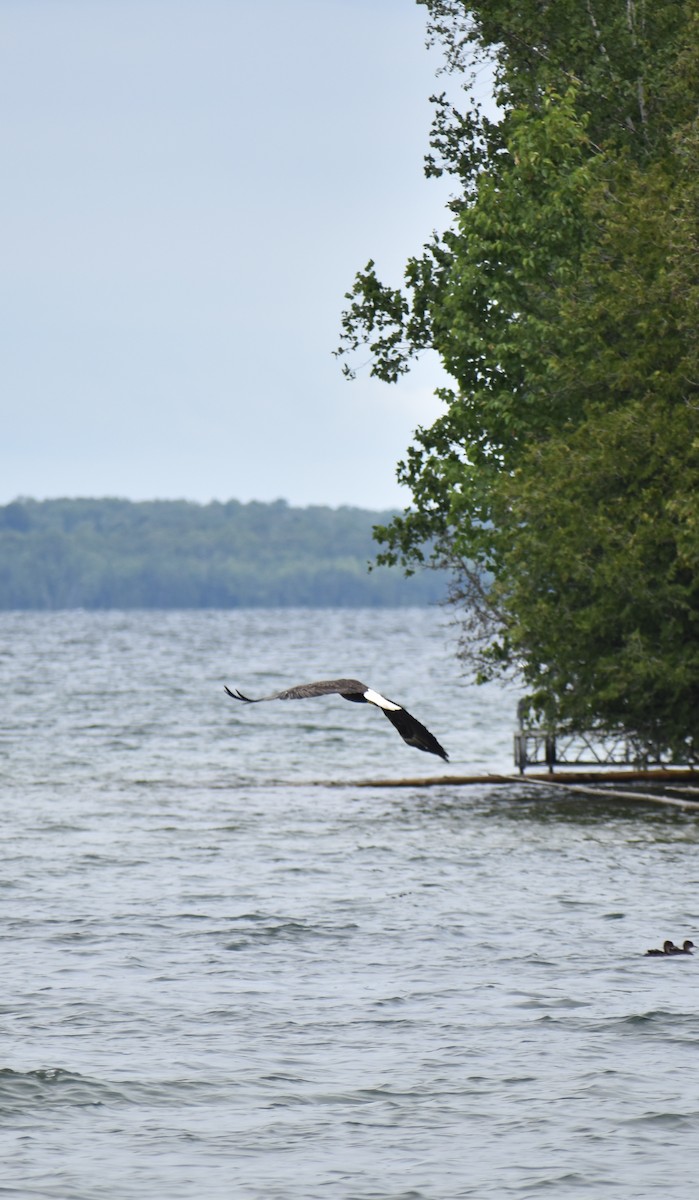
[[0, 498, 446, 609]]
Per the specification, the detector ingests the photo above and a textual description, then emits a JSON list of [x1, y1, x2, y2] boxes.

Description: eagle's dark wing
[[380, 704, 449, 761], [225, 678, 367, 703]]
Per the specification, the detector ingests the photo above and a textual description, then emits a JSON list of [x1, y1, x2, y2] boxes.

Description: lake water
[[1, 608, 699, 1199]]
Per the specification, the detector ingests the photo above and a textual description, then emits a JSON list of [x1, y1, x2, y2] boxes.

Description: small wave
[[0, 1068, 128, 1112], [620, 1010, 683, 1026], [625, 1111, 699, 1130], [0, 1068, 223, 1115], [583, 1010, 699, 1040], [206, 911, 360, 951], [223, 918, 350, 951]]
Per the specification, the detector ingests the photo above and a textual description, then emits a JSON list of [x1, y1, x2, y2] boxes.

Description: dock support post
[[545, 734, 557, 773]]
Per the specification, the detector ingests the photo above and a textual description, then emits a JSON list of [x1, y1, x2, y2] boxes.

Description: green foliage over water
[[0, 498, 445, 609], [337, 0, 699, 757]]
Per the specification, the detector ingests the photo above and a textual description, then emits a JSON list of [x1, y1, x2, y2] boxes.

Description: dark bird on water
[[645, 940, 679, 956], [645, 939, 694, 956], [225, 678, 449, 761], [669, 940, 695, 955]]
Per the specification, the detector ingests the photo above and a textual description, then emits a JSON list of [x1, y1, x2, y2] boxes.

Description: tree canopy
[[337, 0, 699, 758]]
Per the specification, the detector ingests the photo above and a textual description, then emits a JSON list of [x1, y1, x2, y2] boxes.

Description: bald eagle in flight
[[225, 678, 448, 761]]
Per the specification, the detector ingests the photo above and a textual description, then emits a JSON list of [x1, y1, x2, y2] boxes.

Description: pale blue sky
[[2, 1, 490, 508]]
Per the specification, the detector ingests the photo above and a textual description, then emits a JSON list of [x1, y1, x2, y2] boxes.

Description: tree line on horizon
[[337, 0, 699, 761], [0, 498, 446, 609]]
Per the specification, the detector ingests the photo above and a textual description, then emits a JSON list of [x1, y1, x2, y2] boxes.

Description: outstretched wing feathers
[[273, 678, 368, 701], [225, 679, 367, 703], [224, 677, 448, 760]]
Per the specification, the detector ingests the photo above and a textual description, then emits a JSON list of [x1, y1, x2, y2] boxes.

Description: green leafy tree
[[491, 129, 699, 755], [337, 1, 699, 754]]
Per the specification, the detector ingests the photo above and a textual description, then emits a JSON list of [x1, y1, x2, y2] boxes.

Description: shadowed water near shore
[[2, 610, 698, 1199]]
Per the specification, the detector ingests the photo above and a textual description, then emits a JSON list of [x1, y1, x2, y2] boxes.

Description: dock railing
[[513, 727, 655, 773], [511, 694, 685, 773]]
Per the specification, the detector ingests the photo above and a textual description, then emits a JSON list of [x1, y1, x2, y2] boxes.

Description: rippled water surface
[[2, 609, 699, 1199]]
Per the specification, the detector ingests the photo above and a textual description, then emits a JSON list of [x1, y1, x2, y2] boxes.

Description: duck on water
[[645, 940, 695, 956]]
